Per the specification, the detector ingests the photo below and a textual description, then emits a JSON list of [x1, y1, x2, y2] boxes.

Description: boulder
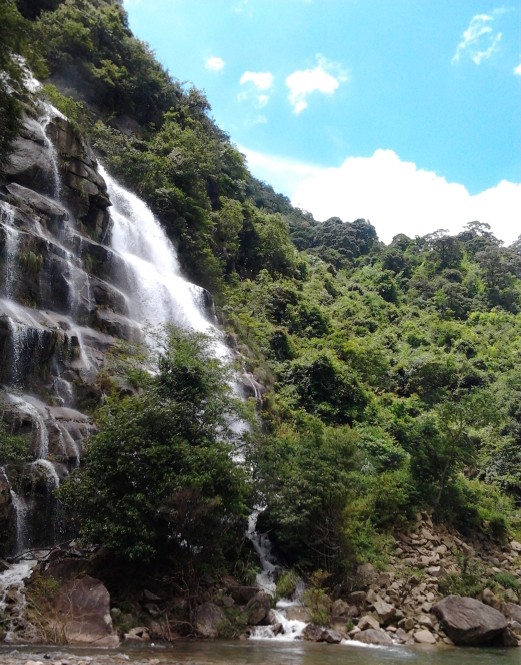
[[355, 628, 394, 646], [245, 591, 271, 625], [228, 585, 259, 604], [433, 595, 507, 646], [358, 614, 380, 631], [502, 603, 521, 624], [413, 629, 436, 644], [503, 626, 521, 647], [303, 623, 324, 642], [55, 575, 119, 646], [124, 626, 150, 642], [193, 601, 225, 638], [331, 599, 350, 618], [322, 628, 343, 644], [347, 590, 366, 607], [372, 596, 396, 625], [356, 563, 377, 588]]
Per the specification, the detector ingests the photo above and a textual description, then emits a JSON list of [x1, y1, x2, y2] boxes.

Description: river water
[[0, 642, 517, 665]]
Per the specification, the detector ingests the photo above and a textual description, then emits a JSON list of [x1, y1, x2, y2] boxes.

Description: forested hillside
[[2, 0, 521, 596]]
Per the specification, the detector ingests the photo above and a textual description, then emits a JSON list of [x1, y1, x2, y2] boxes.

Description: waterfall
[[9, 490, 29, 555], [7, 394, 50, 460], [100, 166, 230, 359], [39, 102, 64, 200], [0, 201, 19, 299], [31, 459, 60, 489]]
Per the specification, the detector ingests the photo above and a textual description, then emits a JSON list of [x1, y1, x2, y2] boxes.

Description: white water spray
[[100, 166, 230, 360]]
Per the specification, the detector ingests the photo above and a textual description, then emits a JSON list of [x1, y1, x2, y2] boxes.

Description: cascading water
[[101, 166, 230, 358], [0, 201, 19, 298], [39, 102, 64, 200]]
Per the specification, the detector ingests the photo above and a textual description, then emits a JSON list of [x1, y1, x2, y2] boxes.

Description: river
[[0, 641, 518, 665]]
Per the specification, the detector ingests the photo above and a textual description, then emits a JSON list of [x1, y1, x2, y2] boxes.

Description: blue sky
[[124, 0, 521, 244]]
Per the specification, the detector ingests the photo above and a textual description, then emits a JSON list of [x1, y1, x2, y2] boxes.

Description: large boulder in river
[[433, 595, 507, 646], [55, 575, 119, 646]]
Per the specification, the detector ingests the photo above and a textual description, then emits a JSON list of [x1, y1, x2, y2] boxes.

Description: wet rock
[[284, 606, 311, 622], [433, 595, 507, 646], [245, 591, 271, 625], [355, 628, 394, 646], [0, 469, 13, 556], [4, 116, 51, 195], [322, 628, 343, 643], [302, 623, 324, 642]]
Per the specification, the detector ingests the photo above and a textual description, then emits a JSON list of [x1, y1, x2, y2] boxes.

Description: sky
[[124, 0, 521, 245]]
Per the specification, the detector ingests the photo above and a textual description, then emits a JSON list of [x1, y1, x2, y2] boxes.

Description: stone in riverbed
[[433, 595, 507, 646], [413, 629, 436, 644], [355, 628, 394, 646]]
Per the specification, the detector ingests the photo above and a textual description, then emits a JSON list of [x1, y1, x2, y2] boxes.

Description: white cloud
[[515, 63, 521, 75], [240, 146, 323, 191], [240, 71, 274, 90], [286, 55, 348, 114], [452, 13, 502, 64], [205, 56, 225, 72], [238, 71, 274, 109], [242, 147, 521, 245]]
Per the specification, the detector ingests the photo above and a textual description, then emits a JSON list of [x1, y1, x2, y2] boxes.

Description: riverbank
[[2, 511, 521, 650]]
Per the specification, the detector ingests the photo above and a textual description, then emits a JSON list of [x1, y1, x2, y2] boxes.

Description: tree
[[408, 391, 492, 511], [254, 418, 357, 576], [60, 329, 250, 566]]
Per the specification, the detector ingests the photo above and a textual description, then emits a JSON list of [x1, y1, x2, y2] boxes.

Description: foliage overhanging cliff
[[2, 0, 521, 585]]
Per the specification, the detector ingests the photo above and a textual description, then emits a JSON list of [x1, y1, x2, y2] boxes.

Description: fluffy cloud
[[452, 13, 502, 65], [243, 148, 520, 245], [285, 55, 348, 114], [205, 56, 225, 72], [240, 146, 323, 192], [515, 63, 521, 75], [238, 71, 274, 108]]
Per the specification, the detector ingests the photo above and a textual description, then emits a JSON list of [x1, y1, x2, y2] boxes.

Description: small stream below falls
[[0, 642, 517, 665]]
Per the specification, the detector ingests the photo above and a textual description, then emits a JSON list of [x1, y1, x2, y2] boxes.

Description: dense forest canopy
[[1, 0, 521, 589]]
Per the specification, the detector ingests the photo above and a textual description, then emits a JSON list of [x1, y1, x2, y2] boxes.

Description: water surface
[[0, 641, 518, 665]]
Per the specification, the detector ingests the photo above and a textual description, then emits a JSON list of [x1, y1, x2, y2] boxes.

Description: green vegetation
[[60, 329, 251, 570], [2, 0, 521, 593]]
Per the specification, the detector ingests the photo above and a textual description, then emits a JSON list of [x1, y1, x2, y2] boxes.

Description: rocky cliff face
[[0, 97, 144, 556]]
